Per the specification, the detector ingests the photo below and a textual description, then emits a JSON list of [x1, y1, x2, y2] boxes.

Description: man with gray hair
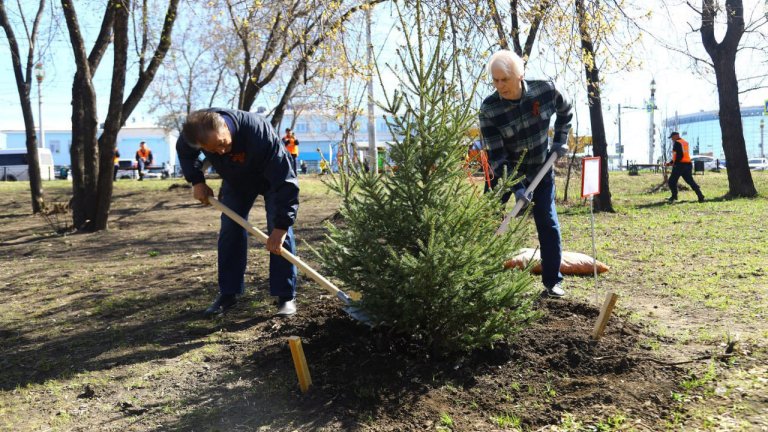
[[177, 109, 300, 317], [479, 50, 573, 297]]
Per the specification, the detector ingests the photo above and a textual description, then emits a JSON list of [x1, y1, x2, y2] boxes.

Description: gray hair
[[181, 111, 227, 149], [487, 50, 525, 79]]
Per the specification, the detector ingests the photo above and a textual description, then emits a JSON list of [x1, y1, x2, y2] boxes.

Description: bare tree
[[61, 0, 180, 231], [574, 0, 612, 212], [700, 0, 757, 197], [0, 0, 47, 213]]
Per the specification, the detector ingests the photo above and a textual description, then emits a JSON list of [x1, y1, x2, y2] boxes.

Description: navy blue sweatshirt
[[176, 108, 299, 230]]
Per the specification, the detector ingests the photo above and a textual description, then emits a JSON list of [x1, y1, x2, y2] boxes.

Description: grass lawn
[[0, 169, 766, 430]]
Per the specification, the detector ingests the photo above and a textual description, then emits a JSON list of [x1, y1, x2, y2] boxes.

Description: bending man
[[479, 50, 573, 297], [177, 109, 300, 317]]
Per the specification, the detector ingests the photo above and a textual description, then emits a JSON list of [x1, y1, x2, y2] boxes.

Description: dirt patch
[[0, 179, 756, 431]]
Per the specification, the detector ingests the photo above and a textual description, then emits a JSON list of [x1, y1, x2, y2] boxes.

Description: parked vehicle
[[0, 148, 55, 181], [748, 157, 768, 171], [690, 155, 719, 171]]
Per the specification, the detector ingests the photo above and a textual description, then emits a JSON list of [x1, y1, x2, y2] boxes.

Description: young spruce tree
[[318, 1, 539, 353]]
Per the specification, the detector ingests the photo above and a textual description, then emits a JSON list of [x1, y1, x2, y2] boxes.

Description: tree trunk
[[576, 0, 613, 213], [0, 0, 46, 213], [69, 74, 100, 230], [713, 53, 755, 196], [62, 0, 102, 230], [94, 0, 130, 230], [701, 0, 756, 197], [63, 0, 178, 231]]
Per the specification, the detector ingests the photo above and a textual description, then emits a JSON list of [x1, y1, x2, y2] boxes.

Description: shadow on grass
[[0, 282, 272, 391], [634, 194, 731, 209]]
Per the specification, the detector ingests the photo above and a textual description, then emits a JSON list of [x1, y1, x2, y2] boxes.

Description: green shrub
[[317, 0, 538, 353]]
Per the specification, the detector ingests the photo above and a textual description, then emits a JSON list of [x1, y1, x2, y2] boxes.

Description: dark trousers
[[290, 155, 299, 176], [489, 168, 564, 289], [668, 163, 703, 199], [218, 181, 297, 299]]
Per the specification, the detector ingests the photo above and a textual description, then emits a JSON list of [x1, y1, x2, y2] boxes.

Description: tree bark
[[62, 0, 178, 232], [0, 0, 46, 213], [701, 0, 756, 197], [576, 0, 613, 212], [62, 0, 102, 230], [94, 0, 130, 230]]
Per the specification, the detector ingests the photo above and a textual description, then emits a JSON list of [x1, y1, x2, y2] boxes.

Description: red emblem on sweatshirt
[[532, 101, 540, 116], [229, 152, 246, 163]]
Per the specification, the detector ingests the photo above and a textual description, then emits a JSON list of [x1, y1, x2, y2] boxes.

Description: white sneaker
[[543, 283, 565, 298], [276, 299, 297, 316]]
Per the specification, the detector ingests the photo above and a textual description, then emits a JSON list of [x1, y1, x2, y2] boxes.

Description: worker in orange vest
[[135, 141, 154, 181], [666, 131, 704, 203], [282, 128, 299, 175]]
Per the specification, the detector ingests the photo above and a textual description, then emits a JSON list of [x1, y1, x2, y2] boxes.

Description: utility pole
[[365, 4, 378, 174], [35, 62, 45, 149], [648, 79, 656, 165], [617, 104, 623, 169], [761, 118, 765, 158]]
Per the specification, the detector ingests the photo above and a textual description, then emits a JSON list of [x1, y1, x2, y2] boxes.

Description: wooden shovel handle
[[208, 197, 344, 297], [496, 152, 558, 235]]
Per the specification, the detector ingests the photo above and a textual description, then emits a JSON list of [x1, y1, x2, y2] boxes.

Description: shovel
[[496, 152, 558, 235], [207, 197, 371, 324]]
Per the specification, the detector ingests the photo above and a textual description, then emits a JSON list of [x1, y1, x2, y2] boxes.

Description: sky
[[1, 0, 766, 163]]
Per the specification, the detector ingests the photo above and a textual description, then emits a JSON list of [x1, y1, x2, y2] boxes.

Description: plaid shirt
[[479, 80, 572, 180]]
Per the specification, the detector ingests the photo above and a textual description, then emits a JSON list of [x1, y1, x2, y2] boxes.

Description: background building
[[0, 126, 179, 172], [663, 105, 766, 160]]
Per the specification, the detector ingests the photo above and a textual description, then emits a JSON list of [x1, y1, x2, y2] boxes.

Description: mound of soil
[[248, 295, 686, 430]]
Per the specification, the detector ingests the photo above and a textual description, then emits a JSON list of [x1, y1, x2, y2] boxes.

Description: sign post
[[581, 157, 602, 304]]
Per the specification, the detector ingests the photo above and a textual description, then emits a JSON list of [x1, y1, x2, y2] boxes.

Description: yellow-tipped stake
[[591, 292, 619, 341], [288, 336, 312, 393]]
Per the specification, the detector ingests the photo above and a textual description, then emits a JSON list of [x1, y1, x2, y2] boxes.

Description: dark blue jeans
[[218, 181, 297, 298], [491, 168, 563, 289], [668, 163, 702, 199]]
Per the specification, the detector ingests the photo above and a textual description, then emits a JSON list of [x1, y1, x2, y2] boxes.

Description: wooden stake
[[288, 336, 312, 393], [591, 292, 619, 341]]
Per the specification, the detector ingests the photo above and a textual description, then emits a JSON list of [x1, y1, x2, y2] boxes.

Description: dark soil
[[0, 179, 722, 431]]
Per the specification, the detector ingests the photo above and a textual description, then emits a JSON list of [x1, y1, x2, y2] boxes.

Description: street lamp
[[648, 79, 656, 165], [761, 118, 765, 158], [34, 62, 45, 149]]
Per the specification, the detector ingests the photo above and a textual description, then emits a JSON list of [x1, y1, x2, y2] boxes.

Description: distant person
[[135, 141, 154, 181], [666, 132, 705, 203], [319, 160, 330, 175], [177, 109, 299, 317], [113, 149, 120, 181], [282, 128, 299, 175], [479, 49, 572, 298], [300, 160, 308, 175]]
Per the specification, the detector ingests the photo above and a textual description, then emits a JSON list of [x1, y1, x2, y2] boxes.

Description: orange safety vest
[[137, 148, 151, 160], [672, 138, 692, 163], [283, 135, 298, 156]]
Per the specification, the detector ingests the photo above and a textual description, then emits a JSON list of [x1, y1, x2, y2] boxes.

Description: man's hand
[[193, 182, 214, 205], [553, 143, 569, 159], [266, 228, 288, 255], [514, 188, 532, 205]]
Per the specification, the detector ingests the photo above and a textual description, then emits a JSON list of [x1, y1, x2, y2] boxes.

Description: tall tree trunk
[[94, 0, 130, 230], [701, 0, 755, 197], [69, 74, 100, 230], [0, 0, 46, 213], [62, 0, 178, 231], [62, 0, 101, 230], [576, 0, 613, 212]]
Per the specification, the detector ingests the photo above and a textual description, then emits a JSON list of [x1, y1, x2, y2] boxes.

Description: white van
[[0, 148, 55, 181]]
